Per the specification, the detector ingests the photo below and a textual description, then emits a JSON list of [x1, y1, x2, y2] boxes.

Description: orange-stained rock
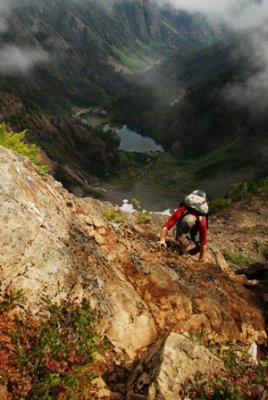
[[0, 145, 267, 365]]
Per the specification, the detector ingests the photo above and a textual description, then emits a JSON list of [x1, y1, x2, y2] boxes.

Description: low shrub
[[210, 177, 268, 215], [0, 293, 105, 400], [0, 123, 48, 172], [131, 197, 151, 224], [253, 240, 268, 261], [103, 206, 125, 222], [183, 342, 268, 399], [223, 249, 257, 267], [209, 196, 231, 214]]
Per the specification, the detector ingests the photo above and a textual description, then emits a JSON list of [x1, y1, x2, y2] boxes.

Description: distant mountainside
[[111, 29, 268, 180], [0, 0, 220, 114], [0, 0, 224, 196]]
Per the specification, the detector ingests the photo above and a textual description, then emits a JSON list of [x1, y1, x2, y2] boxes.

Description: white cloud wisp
[[0, 0, 50, 76], [159, 0, 268, 113], [0, 46, 49, 75]]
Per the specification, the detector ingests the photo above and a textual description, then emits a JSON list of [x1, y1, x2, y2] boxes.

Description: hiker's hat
[[180, 214, 196, 233]]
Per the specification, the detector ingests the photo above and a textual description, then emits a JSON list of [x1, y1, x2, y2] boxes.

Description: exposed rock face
[[0, 147, 266, 400], [0, 145, 157, 357], [127, 333, 224, 400], [0, 145, 267, 371]]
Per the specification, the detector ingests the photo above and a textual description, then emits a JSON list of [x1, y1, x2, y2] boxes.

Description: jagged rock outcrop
[[126, 332, 225, 400], [0, 145, 267, 397]]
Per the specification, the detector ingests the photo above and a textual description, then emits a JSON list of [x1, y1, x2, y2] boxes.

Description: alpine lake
[[77, 109, 254, 212]]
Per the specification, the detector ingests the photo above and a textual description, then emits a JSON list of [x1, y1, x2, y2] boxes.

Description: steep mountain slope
[[0, 145, 267, 398]]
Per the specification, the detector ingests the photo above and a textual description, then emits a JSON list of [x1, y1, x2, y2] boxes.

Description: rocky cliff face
[[0, 145, 267, 398]]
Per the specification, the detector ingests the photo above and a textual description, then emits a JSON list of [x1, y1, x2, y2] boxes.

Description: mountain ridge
[[0, 0, 220, 113]]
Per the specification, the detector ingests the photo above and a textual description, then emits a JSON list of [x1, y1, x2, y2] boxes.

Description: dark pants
[[175, 224, 201, 254]]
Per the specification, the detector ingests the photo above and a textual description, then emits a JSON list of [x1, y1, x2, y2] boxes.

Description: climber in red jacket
[[158, 202, 208, 261]]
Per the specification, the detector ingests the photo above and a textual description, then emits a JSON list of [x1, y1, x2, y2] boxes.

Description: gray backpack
[[175, 190, 209, 241], [184, 190, 208, 216]]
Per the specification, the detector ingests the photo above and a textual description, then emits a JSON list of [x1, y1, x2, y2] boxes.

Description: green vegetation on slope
[[0, 123, 48, 172], [113, 48, 153, 72], [183, 341, 268, 399], [0, 292, 106, 399], [209, 177, 268, 214]]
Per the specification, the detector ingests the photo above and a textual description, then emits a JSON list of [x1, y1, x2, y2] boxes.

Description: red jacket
[[164, 205, 208, 245]]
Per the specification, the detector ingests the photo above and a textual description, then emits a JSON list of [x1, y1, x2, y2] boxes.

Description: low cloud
[[0, 0, 11, 34], [0, 19, 7, 33], [225, 27, 268, 113], [158, 0, 268, 30], [0, 46, 49, 75], [0, 0, 50, 76], [159, 0, 268, 113], [158, 0, 237, 17], [227, 69, 268, 114]]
